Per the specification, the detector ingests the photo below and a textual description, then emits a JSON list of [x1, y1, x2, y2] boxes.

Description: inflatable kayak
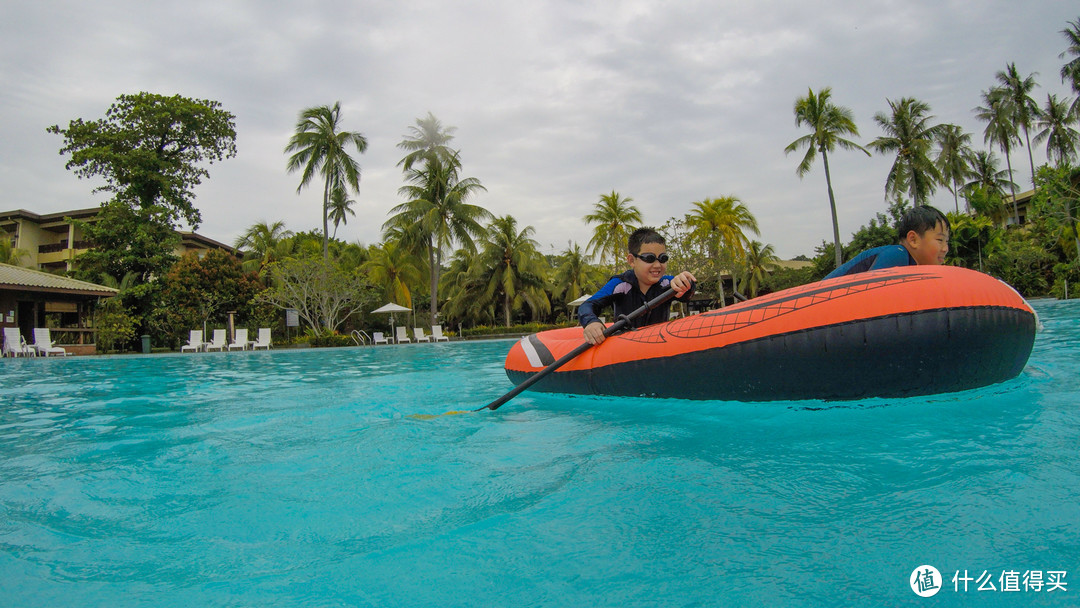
[[504, 265, 1037, 401]]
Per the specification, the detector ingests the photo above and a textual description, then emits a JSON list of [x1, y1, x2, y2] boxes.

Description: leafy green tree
[[786, 87, 871, 268], [151, 250, 265, 347], [975, 87, 1022, 223], [996, 62, 1042, 187], [985, 230, 1056, 296], [1031, 165, 1080, 259], [386, 144, 489, 326], [1034, 93, 1080, 167], [477, 216, 551, 327], [686, 196, 759, 305], [93, 297, 138, 353], [285, 102, 368, 260], [439, 248, 494, 328], [47, 92, 237, 229], [738, 241, 780, 298], [1061, 17, 1080, 115], [584, 191, 642, 270], [869, 97, 946, 205], [72, 201, 180, 299], [965, 184, 1011, 226], [235, 220, 294, 276], [948, 212, 1000, 272], [936, 125, 974, 212], [258, 257, 379, 332], [362, 239, 423, 308]]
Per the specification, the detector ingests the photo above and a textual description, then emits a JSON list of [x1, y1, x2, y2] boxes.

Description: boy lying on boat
[[578, 227, 697, 345], [825, 205, 951, 279]]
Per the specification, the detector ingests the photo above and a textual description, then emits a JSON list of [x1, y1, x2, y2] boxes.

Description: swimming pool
[[1, 299, 1077, 606]]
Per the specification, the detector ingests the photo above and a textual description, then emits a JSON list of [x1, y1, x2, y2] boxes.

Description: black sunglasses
[[632, 252, 669, 264]]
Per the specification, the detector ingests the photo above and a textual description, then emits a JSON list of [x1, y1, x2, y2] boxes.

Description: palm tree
[[785, 87, 871, 268], [1034, 93, 1080, 167], [477, 216, 551, 327], [935, 125, 974, 213], [397, 112, 458, 172], [869, 97, 946, 205], [584, 191, 642, 269], [686, 196, 759, 306], [739, 241, 780, 299], [362, 240, 423, 309], [963, 150, 1016, 200], [439, 248, 494, 328], [284, 102, 368, 260], [1061, 17, 1080, 116], [0, 229, 29, 266], [328, 181, 357, 239], [995, 63, 1042, 187], [385, 150, 490, 326], [552, 242, 605, 303], [234, 220, 294, 276], [975, 87, 1022, 223]]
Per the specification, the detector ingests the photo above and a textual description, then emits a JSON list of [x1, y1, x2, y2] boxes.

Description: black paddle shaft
[[480, 287, 679, 411]]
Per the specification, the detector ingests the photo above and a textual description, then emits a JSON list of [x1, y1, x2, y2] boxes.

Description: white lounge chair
[[228, 328, 249, 351], [181, 329, 204, 353], [251, 328, 272, 350], [204, 329, 227, 352], [372, 332, 389, 345], [394, 326, 411, 344], [431, 325, 450, 342], [32, 328, 69, 357], [3, 328, 35, 357], [413, 327, 431, 342]]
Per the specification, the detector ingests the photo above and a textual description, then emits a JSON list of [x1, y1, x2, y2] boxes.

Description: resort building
[[0, 207, 236, 273], [0, 262, 118, 355]]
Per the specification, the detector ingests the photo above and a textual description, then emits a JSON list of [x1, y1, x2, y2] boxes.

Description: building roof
[[0, 263, 118, 296]]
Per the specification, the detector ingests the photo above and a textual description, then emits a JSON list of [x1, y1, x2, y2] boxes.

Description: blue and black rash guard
[[824, 245, 916, 280], [578, 270, 695, 330]]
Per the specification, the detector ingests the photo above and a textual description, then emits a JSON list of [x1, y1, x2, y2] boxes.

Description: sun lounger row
[[181, 328, 272, 352], [2, 327, 71, 357], [372, 325, 451, 345]]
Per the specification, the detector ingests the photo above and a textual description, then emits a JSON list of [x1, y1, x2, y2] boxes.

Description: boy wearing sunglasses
[[579, 227, 697, 345]]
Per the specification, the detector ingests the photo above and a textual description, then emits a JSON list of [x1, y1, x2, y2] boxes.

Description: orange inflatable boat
[[503, 266, 1038, 401]]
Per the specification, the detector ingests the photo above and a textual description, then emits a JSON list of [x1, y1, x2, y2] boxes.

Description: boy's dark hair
[[627, 227, 665, 255], [897, 205, 949, 241]]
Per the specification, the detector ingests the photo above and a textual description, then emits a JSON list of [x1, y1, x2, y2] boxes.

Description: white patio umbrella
[[371, 303, 412, 341], [567, 294, 592, 320]]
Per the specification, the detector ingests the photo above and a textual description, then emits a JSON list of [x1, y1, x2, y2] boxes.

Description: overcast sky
[[1, 1, 1077, 259]]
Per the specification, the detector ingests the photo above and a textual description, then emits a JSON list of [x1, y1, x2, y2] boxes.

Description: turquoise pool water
[[1, 300, 1078, 607]]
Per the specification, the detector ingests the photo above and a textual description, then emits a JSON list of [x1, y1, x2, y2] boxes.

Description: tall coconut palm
[[738, 241, 780, 299], [686, 196, 759, 306], [362, 240, 423, 309], [552, 242, 605, 303], [935, 125, 974, 213], [975, 87, 1022, 223], [478, 216, 551, 327], [963, 150, 1016, 200], [439, 248, 494, 328], [1034, 93, 1080, 167], [869, 97, 946, 205], [584, 191, 642, 270], [284, 102, 367, 260], [0, 229, 29, 266], [397, 112, 457, 172], [785, 87, 871, 268], [328, 181, 357, 239], [234, 220, 294, 276], [385, 150, 490, 326], [1061, 17, 1080, 116], [995, 63, 1042, 187]]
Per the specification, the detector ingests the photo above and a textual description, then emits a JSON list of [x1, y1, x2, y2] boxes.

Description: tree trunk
[[428, 239, 439, 327], [1004, 146, 1020, 225], [321, 176, 330, 260], [504, 292, 511, 327], [821, 149, 844, 268]]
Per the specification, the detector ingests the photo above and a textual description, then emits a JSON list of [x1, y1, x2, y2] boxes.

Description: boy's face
[[905, 221, 949, 266], [627, 242, 668, 288]]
